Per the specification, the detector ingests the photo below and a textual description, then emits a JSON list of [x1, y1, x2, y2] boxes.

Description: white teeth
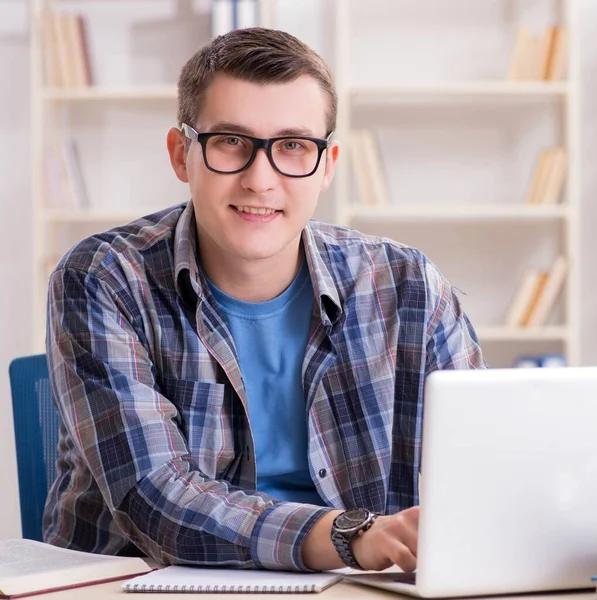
[[235, 206, 277, 215]]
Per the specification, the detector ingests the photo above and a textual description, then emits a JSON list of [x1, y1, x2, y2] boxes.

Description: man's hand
[[302, 506, 419, 572], [351, 506, 419, 572]]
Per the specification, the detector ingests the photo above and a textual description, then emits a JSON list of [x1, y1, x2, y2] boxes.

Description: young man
[[44, 28, 485, 573]]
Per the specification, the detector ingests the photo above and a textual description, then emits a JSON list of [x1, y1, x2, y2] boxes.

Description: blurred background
[[1, 0, 597, 539]]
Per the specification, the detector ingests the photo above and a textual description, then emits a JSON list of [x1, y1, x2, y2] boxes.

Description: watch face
[[335, 508, 371, 534]]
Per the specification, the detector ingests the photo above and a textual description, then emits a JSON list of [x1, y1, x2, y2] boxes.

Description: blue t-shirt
[[206, 259, 325, 506]]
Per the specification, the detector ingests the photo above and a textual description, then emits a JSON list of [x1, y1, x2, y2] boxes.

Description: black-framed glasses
[[181, 123, 333, 178]]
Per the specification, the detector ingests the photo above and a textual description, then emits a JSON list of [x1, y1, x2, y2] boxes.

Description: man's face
[[169, 74, 339, 267]]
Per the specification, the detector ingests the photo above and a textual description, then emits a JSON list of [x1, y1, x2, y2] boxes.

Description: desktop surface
[[27, 575, 597, 600]]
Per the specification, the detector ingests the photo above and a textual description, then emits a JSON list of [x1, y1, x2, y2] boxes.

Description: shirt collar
[[173, 202, 343, 326]]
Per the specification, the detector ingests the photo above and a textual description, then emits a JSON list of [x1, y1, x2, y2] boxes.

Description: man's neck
[[200, 239, 304, 303]]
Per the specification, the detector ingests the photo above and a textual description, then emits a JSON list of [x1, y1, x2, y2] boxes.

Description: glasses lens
[[271, 138, 320, 176], [205, 135, 254, 173]]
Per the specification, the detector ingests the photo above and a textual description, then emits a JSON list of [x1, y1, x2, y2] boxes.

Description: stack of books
[[349, 129, 390, 206], [41, 11, 92, 88], [524, 147, 568, 205], [503, 255, 568, 328], [507, 26, 567, 81]]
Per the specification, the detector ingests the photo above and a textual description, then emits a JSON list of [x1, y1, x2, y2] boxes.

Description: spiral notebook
[[122, 565, 343, 594]]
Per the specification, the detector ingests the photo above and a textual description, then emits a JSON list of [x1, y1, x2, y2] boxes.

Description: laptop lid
[[410, 367, 597, 597]]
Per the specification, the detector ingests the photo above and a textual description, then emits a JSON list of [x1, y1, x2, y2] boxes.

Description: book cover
[[539, 148, 567, 205], [68, 14, 92, 87], [520, 272, 549, 326], [61, 138, 90, 208], [40, 12, 62, 87], [525, 149, 554, 205], [546, 27, 568, 81], [0, 539, 151, 599], [534, 27, 556, 81], [53, 13, 76, 88], [504, 269, 545, 327], [541, 27, 558, 80], [525, 255, 568, 327], [507, 28, 534, 81]]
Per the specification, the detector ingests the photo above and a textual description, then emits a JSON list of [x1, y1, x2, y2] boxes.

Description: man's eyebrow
[[207, 122, 318, 137]]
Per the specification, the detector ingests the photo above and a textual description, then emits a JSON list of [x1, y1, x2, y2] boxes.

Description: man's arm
[[422, 258, 486, 372], [47, 266, 329, 571]]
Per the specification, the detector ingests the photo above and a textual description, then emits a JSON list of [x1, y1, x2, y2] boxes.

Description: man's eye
[[223, 136, 241, 146], [282, 140, 304, 151]]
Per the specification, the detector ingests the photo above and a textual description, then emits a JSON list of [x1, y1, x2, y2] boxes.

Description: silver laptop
[[348, 367, 597, 597]]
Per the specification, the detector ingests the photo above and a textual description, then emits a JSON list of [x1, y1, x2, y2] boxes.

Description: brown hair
[[177, 27, 337, 135]]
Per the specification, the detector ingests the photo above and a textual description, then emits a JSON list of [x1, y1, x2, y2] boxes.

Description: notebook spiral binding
[[123, 582, 319, 593]]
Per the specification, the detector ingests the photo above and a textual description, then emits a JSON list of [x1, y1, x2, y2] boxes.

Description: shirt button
[[318, 468, 327, 478]]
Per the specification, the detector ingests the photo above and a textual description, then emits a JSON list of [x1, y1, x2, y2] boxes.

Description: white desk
[[36, 580, 597, 600]]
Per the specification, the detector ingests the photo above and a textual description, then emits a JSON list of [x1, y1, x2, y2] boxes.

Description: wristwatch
[[330, 508, 377, 570]]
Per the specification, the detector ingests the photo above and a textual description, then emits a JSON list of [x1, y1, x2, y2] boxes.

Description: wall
[[0, 0, 596, 539]]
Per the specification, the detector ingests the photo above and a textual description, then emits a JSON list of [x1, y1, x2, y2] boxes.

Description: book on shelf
[[507, 26, 567, 82], [43, 137, 90, 210], [503, 256, 568, 328], [0, 538, 151, 599], [519, 271, 549, 326], [122, 565, 343, 594], [211, 0, 259, 37], [504, 268, 547, 327], [525, 255, 568, 327], [524, 146, 567, 205], [41, 11, 92, 88], [546, 26, 568, 81], [349, 129, 390, 207]]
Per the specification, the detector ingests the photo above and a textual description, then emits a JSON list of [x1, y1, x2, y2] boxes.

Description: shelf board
[[42, 209, 157, 223], [350, 81, 569, 100], [41, 86, 177, 101], [348, 203, 568, 221], [475, 326, 568, 342]]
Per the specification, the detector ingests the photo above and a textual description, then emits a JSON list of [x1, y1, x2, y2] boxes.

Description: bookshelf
[[331, 0, 580, 367], [29, 0, 275, 351], [30, 0, 581, 367]]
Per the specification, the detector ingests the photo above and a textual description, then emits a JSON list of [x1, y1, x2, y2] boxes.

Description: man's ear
[[167, 127, 189, 183], [320, 141, 340, 193]]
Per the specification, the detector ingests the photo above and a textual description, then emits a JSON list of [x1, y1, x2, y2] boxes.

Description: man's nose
[[239, 147, 279, 192]]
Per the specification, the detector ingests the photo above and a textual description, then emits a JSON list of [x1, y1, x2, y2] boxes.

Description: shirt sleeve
[[421, 257, 487, 373], [46, 266, 329, 570]]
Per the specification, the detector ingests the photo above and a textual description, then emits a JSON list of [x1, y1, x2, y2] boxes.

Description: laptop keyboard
[[391, 572, 417, 585]]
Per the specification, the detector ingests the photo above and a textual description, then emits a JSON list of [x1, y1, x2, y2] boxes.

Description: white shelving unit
[[30, 0, 275, 351], [332, 0, 580, 367], [30, 0, 581, 367]]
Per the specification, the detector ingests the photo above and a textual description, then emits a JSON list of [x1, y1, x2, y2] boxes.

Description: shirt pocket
[[161, 376, 236, 480]]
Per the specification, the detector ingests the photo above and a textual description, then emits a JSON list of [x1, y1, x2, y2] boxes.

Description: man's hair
[[177, 27, 337, 135]]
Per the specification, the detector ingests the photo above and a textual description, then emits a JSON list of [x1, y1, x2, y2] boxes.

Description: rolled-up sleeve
[[47, 266, 329, 570]]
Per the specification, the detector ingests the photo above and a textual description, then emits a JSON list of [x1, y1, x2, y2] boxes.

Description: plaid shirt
[[44, 201, 485, 570]]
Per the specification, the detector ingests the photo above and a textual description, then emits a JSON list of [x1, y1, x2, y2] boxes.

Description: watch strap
[[330, 511, 377, 570]]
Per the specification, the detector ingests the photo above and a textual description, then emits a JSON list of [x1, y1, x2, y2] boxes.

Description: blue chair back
[[9, 354, 61, 541]]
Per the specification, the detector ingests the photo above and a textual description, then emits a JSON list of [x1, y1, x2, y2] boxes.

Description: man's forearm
[[302, 510, 344, 570]]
